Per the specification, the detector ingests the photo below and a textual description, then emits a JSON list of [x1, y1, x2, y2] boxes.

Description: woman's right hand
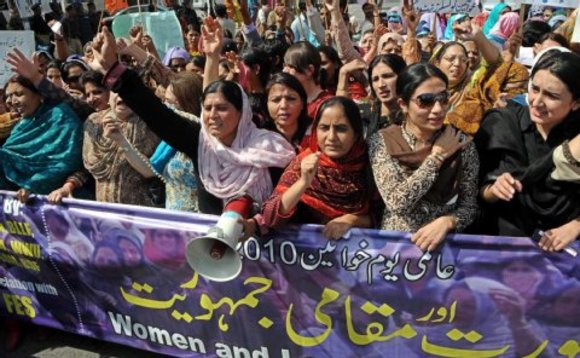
[[102, 117, 124, 142], [432, 126, 472, 160], [90, 26, 118, 74], [300, 152, 321, 187], [485, 172, 523, 202]]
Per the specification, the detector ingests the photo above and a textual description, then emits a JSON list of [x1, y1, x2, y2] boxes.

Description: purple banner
[[0, 190, 579, 357]]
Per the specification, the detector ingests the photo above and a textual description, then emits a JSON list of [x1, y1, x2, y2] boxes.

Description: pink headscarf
[[198, 85, 296, 205], [490, 12, 520, 41]]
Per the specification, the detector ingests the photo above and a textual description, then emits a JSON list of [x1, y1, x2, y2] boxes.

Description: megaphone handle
[[210, 241, 228, 259]]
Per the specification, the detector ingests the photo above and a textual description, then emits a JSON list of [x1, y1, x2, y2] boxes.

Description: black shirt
[[475, 102, 580, 236]]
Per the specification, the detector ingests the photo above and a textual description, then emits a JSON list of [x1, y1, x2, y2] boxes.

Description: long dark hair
[[318, 45, 342, 89], [264, 72, 310, 144], [368, 54, 407, 99]]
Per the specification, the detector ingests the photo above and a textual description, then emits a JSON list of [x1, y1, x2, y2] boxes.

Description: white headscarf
[[199, 85, 296, 205]]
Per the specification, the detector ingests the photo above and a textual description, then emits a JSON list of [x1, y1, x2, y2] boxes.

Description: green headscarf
[[483, 3, 509, 35], [0, 102, 83, 194]]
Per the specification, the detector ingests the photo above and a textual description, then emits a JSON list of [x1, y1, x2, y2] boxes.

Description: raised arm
[[454, 20, 501, 65], [6, 49, 94, 119], [91, 27, 200, 158], [201, 17, 224, 90]]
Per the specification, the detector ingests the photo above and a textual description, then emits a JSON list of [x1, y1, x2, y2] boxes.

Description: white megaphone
[[186, 211, 243, 282]]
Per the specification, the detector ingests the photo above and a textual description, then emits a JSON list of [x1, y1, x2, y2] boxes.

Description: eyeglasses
[[411, 92, 450, 108]]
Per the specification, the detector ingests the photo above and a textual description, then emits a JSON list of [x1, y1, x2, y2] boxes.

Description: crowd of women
[[0, 0, 578, 255]]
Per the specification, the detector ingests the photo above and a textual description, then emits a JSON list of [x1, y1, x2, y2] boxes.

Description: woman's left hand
[[15, 188, 31, 203], [538, 220, 580, 252], [323, 214, 355, 240], [411, 216, 454, 252]]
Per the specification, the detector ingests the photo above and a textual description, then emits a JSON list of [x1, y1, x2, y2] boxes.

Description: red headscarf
[[274, 110, 370, 219]]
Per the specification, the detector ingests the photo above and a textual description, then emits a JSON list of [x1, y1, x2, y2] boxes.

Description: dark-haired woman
[[264, 73, 310, 150], [261, 97, 375, 239], [365, 54, 407, 137], [369, 63, 479, 252], [283, 41, 333, 119], [476, 52, 580, 250], [318, 45, 342, 93], [90, 26, 295, 217], [0, 75, 83, 201]]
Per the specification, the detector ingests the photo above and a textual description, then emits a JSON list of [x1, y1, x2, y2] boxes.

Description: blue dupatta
[[0, 102, 83, 194]]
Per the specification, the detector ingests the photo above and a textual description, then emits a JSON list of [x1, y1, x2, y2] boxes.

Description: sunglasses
[[412, 92, 450, 108], [65, 75, 81, 84]]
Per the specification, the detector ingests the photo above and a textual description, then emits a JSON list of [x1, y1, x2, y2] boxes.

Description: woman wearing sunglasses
[[476, 52, 579, 251], [369, 63, 479, 252]]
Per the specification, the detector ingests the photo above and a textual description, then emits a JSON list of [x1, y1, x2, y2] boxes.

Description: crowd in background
[[0, 0, 579, 352]]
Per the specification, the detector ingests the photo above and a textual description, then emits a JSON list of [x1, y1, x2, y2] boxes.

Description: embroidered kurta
[[83, 110, 160, 206]]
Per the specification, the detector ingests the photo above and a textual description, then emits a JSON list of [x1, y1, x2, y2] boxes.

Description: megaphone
[[186, 211, 243, 282]]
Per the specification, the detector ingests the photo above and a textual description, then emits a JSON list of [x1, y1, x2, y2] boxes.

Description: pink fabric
[[490, 12, 520, 41], [198, 85, 296, 205]]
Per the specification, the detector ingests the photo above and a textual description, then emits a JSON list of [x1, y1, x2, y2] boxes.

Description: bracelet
[[430, 152, 446, 164], [562, 140, 580, 167]]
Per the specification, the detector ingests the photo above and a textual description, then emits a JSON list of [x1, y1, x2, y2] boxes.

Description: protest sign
[[0, 190, 579, 357], [572, 10, 580, 43], [0, 31, 34, 85], [521, 0, 579, 8], [112, 10, 184, 60], [413, 0, 480, 15]]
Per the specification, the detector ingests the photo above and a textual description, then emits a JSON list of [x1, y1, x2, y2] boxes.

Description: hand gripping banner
[[0, 191, 578, 357]]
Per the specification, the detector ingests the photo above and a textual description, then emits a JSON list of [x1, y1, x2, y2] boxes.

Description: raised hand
[[201, 17, 223, 57], [453, 18, 479, 41], [300, 152, 321, 187], [129, 25, 145, 48], [402, 0, 421, 32], [5, 49, 43, 86], [91, 26, 118, 73]]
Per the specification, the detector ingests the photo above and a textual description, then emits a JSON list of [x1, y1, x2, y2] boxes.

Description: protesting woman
[[264, 73, 311, 150], [369, 63, 479, 252], [0, 75, 83, 202], [261, 97, 376, 239], [476, 52, 580, 249], [89, 26, 295, 217]]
